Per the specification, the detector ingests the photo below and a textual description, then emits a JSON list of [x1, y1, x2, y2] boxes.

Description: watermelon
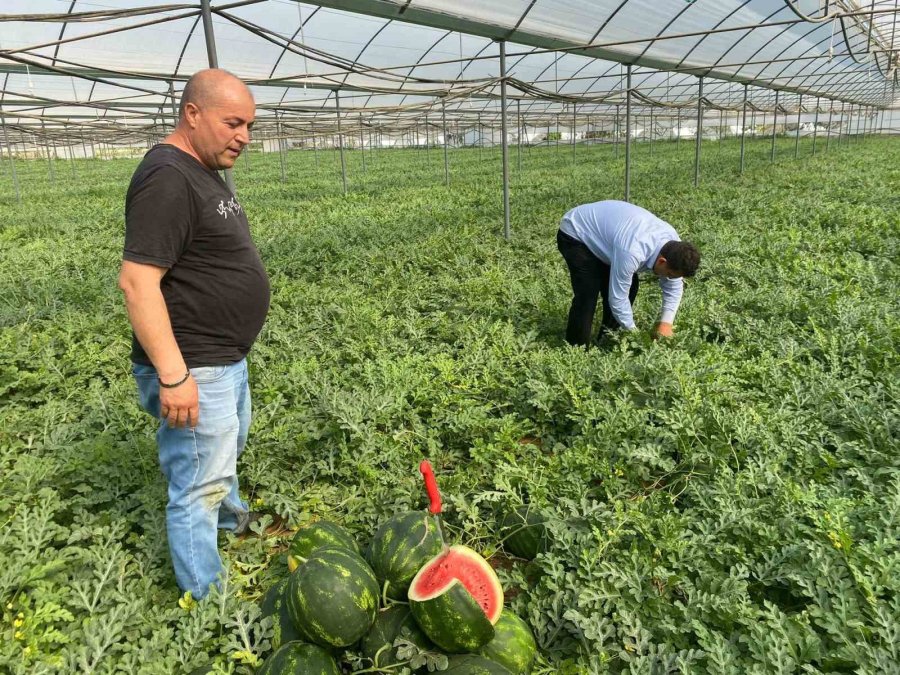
[[256, 641, 340, 675], [260, 579, 306, 648], [408, 545, 503, 653], [367, 511, 444, 599], [287, 521, 359, 572], [443, 655, 513, 674], [499, 506, 547, 560], [361, 605, 433, 670], [479, 612, 537, 674], [285, 547, 379, 648]]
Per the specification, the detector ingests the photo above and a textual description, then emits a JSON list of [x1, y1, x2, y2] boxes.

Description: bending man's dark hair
[[660, 240, 700, 277]]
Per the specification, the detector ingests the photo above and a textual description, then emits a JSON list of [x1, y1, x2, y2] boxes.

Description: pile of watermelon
[[258, 506, 545, 674]]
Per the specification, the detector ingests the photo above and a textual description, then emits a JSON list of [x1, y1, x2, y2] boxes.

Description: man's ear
[[182, 102, 201, 129]]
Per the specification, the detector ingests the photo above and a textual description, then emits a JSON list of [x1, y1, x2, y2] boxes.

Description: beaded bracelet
[[159, 370, 191, 388]]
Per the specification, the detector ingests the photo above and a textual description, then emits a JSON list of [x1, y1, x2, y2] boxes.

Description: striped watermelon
[[443, 655, 513, 674], [256, 641, 340, 675], [366, 511, 444, 599], [260, 578, 305, 648], [499, 506, 547, 560], [361, 605, 433, 670], [287, 521, 359, 572], [408, 545, 503, 653], [285, 547, 379, 648], [479, 612, 537, 674]]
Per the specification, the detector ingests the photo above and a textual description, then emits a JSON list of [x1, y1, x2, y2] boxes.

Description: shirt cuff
[[659, 310, 676, 324]]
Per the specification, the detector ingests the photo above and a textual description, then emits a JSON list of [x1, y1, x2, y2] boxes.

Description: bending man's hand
[[159, 374, 199, 428], [652, 322, 674, 339]]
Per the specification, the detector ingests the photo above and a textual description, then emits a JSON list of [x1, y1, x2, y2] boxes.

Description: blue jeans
[[133, 359, 251, 599]]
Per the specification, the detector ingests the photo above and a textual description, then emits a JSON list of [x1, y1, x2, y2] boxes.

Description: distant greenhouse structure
[[1, 1, 898, 235]]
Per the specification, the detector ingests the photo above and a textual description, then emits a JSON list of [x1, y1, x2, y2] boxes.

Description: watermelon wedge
[[408, 545, 503, 653]]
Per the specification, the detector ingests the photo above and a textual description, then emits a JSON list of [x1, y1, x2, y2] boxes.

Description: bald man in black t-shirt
[[119, 69, 271, 599]]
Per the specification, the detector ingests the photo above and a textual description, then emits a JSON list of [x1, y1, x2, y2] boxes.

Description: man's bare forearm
[[121, 283, 187, 381]]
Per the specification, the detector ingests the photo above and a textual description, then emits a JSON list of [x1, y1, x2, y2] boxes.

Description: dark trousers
[[557, 229, 639, 346]]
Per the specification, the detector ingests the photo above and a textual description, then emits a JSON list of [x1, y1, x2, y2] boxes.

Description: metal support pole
[[335, 91, 347, 194], [839, 101, 845, 145], [67, 140, 77, 179], [794, 94, 802, 159], [516, 99, 522, 171], [740, 84, 748, 174], [478, 113, 483, 160], [200, 0, 236, 194], [500, 41, 511, 240], [718, 108, 723, 153], [770, 91, 779, 162], [649, 106, 654, 156], [40, 122, 55, 183], [1, 113, 21, 203], [168, 81, 178, 132], [313, 128, 319, 169], [614, 105, 620, 159], [676, 108, 682, 147], [624, 64, 632, 202], [850, 103, 856, 143], [571, 103, 577, 164], [694, 77, 703, 187], [812, 97, 819, 155], [359, 114, 366, 173], [442, 100, 450, 187], [276, 115, 286, 183], [555, 114, 560, 152], [826, 101, 832, 151]]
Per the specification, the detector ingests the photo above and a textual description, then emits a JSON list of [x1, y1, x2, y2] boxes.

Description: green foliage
[[0, 136, 898, 673]]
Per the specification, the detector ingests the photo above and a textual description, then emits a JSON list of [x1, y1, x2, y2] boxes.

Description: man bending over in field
[[118, 69, 273, 599], [557, 200, 700, 346]]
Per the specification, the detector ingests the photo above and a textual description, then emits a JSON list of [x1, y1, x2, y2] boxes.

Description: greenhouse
[[1, 1, 898, 673]]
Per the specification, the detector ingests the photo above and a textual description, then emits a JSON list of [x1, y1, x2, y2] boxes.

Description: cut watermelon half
[[409, 545, 503, 623], [408, 545, 504, 653]]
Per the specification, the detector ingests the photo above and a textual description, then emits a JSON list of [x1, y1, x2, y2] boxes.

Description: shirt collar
[[644, 243, 665, 272]]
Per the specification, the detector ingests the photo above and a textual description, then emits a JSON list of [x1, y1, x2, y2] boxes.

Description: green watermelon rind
[[499, 506, 547, 560], [367, 511, 444, 600], [361, 605, 433, 670], [256, 641, 341, 675], [410, 582, 496, 653], [260, 578, 305, 648], [479, 612, 538, 674], [443, 654, 514, 674], [285, 547, 379, 649], [287, 521, 360, 571]]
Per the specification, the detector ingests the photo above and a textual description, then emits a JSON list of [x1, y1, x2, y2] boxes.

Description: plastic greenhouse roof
[[0, 0, 897, 144]]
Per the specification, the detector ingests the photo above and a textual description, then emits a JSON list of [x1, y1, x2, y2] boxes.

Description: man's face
[[184, 86, 255, 171], [653, 257, 683, 280]]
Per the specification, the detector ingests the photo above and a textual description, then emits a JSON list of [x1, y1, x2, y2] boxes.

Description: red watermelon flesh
[[408, 545, 503, 624]]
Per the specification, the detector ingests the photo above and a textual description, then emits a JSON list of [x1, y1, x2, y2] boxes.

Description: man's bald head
[[178, 69, 252, 118], [172, 69, 255, 171]]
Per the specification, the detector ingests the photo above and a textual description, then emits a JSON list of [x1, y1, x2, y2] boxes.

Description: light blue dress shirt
[[560, 200, 684, 329]]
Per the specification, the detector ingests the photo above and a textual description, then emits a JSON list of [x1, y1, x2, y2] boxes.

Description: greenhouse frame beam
[[311, 0, 897, 102], [200, 0, 236, 194]]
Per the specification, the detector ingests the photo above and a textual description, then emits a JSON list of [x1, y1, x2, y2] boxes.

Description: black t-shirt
[[124, 144, 270, 367]]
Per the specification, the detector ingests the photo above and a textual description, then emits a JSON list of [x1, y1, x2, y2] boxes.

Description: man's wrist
[[157, 362, 189, 382], [159, 370, 191, 388]]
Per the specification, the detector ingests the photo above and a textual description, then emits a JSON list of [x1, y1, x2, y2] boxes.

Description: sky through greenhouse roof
[[0, 0, 896, 144]]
